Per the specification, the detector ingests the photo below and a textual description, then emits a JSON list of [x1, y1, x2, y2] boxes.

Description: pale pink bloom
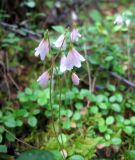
[[54, 34, 66, 49], [35, 39, 49, 61], [60, 55, 67, 72], [125, 19, 131, 27], [66, 48, 85, 70], [70, 28, 81, 42], [114, 15, 123, 26], [55, 1, 61, 8], [72, 73, 80, 85], [37, 71, 49, 87], [71, 11, 78, 21]]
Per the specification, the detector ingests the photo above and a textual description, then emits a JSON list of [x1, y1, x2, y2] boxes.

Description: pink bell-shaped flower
[[114, 15, 123, 26], [60, 55, 67, 72], [70, 28, 81, 42], [66, 48, 85, 70], [35, 39, 49, 61], [125, 19, 131, 27], [37, 71, 49, 87], [54, 34, 66, 49], [72, 73, 80, 85]]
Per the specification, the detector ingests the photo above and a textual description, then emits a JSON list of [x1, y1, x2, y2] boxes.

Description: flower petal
[[37, 71, 49, 87], [34, 39, 49, 61], [72, 73, 80, 85], [60, 55, 67, 72], [54, 34, 66, 49], [70, 29, 81, 42], [66, 48, 85, 70]]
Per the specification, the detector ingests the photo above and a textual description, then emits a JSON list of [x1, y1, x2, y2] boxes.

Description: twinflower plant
[[34, 27, 85, 159]]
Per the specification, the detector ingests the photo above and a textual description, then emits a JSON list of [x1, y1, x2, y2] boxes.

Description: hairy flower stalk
[[35, 39, 49, 61], [72, 73, 80, 85], [66, 48, 85, 70], [70, 28, 81, 42], [37, 71, 49, 87], [54, 34, 66, 49]]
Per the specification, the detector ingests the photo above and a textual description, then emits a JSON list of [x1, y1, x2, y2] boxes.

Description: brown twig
[[100, 66, 135, 89], [0, 21, 41, 40]]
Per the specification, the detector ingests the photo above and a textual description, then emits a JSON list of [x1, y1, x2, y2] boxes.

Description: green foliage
[[17, 150, 55, 160], [68, 155, 84, 160], [125, 150, 135, 160]]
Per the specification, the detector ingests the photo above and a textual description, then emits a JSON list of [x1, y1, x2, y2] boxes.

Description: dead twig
[[0, 21, 41, 40]]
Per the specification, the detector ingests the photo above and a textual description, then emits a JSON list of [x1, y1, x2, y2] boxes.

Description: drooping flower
[[35, 39, 49, 61], [66, 48, 85, 70], [37, 71, 49, 87], [71, 11, 78, 21], [72, 73, 80, 85], [125, 19, 131, 27], [60, 55, 67, 72], [114, 15, 123, 26], [70, 28, 81, 42], [54, 34, 66, 49]]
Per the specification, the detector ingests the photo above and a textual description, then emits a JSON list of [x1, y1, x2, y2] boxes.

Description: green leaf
[[66, 110, 73, 118], [125, 150, 135, 159], [124, 120, 131, 125], [107, 84, 116, 92], [96, 95, 105, 103], [58, 134, 67, 144], [105, 134, 111, 140], [17, 150, 54, 160], [115, 93, 123, 102], [75, 102, 83, 110], [25, 1, 36, 8], [52, 25, 65, 33], [32, 109, 40, 115], [89, 10, 102, 22], [106, 116, 114, 125], [72, 112, 81, 121], [111, 103, 121, 112], [6, 132, 15, 142], [105, 56, 114, 62], [89, 106, 99, 114], [17, 92, 28, 102], [69, 155, 84, 160], [116, 115, 124, 123], [123, 126, 133, 135], [28, 117, 37, 127], [51, 150, 63, 160], [25, 88, 32, 95], [4, 117, 16, 128], [0, 134, 3, 143], [130, 117, 135, 125], [37, 98, 47, 106], [109, 95, 116, 102], [98, 103, 107, 110], [63, 120, 70, 129], [0, 127, 4, 133], [99, 125, 107, 133], [14, 109, 29, 117], [111, 138, 122, 145], [0, 145, 7, 153]]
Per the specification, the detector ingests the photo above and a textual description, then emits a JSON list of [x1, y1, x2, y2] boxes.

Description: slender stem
[[1, 126, 37, 149], [48, 33, 66, 160], [127, 30, 131, 81], [83, 44, 92, 92], [49, 65, 63, 148], [54, 66, 66, 159]]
